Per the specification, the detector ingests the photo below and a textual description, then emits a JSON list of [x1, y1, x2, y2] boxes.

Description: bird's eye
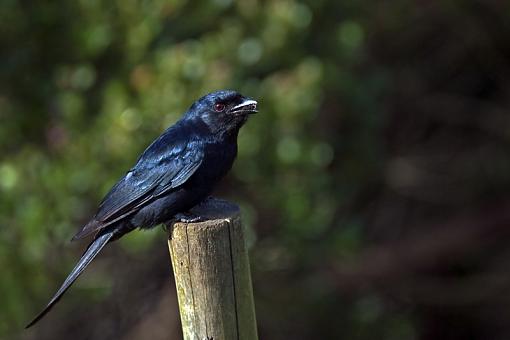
[[214, 103, 226, 112]]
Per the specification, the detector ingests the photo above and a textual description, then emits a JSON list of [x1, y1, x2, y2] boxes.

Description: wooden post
[[168, 198, 258, 340]]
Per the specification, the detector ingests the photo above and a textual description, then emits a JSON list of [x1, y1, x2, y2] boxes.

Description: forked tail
[[25, 231, 114, 328]]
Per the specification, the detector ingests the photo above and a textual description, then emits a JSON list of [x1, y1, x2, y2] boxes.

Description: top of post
[[168, 197, 241, 237]]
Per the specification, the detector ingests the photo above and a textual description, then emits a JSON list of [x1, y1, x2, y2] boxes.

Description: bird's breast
[[192, 140, 237, 185]]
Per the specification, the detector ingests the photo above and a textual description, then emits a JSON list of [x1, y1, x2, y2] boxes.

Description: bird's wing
[[72, 134, 204, 240]]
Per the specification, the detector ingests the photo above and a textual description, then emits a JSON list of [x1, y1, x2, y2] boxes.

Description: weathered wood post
[[168, 198, 258, 340]]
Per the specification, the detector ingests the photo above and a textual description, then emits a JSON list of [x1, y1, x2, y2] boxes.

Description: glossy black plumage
[[26, 90, 257, 328]]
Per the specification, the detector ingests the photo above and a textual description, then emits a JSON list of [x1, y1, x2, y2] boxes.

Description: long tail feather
[[25, 231, 114, 328]]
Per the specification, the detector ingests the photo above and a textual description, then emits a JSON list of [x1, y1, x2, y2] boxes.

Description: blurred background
[[2, 0, 510, 339]]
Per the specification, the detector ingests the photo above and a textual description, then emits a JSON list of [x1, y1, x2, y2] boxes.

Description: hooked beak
[[230, 99, 258, 115]]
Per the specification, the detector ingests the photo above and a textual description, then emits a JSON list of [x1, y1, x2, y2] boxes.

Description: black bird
[[26, 90, 258, 328]]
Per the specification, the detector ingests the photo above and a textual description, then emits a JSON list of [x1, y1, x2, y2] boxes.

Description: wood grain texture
[[168, 198, 258, 340]]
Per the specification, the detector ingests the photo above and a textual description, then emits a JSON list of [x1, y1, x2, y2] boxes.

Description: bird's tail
[[25, 231, 115, 328]]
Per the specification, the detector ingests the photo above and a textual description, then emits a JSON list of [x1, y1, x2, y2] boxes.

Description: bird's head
[[186, 90, 258, 135]]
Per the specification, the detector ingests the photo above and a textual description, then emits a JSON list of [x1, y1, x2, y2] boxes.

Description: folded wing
[[72, 132, 204, 240]]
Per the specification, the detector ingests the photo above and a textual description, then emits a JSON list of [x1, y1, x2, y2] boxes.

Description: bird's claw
[[174, 212, 203, 223]]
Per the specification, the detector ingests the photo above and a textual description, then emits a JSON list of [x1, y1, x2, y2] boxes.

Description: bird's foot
[[174, 212, 203, 224]]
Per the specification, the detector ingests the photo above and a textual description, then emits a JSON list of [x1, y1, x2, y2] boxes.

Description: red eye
[[214, 103, 225, 112]]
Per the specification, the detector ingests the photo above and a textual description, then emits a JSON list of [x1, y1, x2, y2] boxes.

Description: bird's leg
[[174, 211, 203, 223]]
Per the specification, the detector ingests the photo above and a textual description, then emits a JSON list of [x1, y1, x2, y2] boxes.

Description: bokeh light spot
[[277, 136, 301, 163], [0, 163, 18, 191], [337, 20, 364, 50], [238, 38, 263, 65]]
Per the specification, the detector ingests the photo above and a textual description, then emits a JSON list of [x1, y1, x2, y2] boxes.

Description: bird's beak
[[230, 99, 258, 115]]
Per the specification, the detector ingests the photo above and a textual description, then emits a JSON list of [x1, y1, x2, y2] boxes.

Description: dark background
[[2, 1, 510, 339]]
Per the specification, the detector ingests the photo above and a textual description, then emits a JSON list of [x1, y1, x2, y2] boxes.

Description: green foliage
[[3, 0, 510, 339]]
